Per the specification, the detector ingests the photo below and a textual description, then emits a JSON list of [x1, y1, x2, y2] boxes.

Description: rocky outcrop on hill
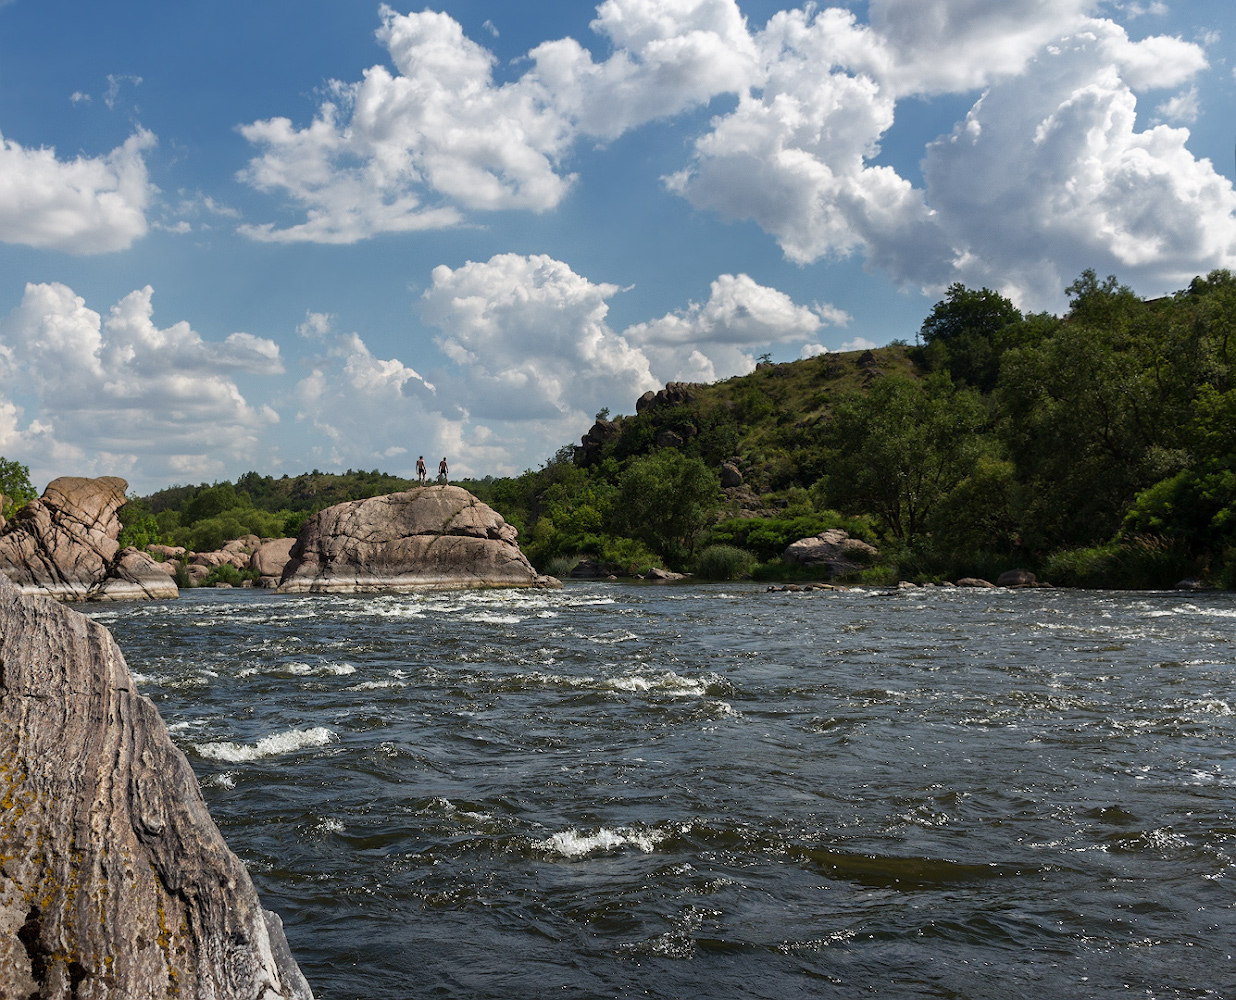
[[578, 416, 622, 466], [278, 484, 559, 593], [0, 575, 313, 998], [0, 476, 178, 601], [783, 529, 878, 578], [636, 382, 701, 413]]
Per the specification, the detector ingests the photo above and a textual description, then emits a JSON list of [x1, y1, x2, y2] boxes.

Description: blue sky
[[0, 0, 1233, 493]]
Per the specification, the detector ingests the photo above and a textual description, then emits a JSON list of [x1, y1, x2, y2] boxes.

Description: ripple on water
[[92, 584, 1236, 1000]]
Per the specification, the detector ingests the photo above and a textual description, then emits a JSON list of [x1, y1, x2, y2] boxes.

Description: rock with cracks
[[0, 476, 177, 601], [0, 574, 313, 999], [278, 484, 559, 593]]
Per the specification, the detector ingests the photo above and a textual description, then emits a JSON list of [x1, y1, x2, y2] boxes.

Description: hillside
[[119, 268, 1236, 588]]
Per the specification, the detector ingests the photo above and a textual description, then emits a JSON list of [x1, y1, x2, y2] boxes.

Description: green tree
[[612, 451, 719, 561], [919, 283, 1033, 392], [118, 495, 164, 549], [0, 458, 36, 517], [821, 374, 987, 541]]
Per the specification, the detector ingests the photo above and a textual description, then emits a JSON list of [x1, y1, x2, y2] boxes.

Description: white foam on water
[[204, 771, 237, 789], [194, 726, 337, 763], [1148, 603, 1236, 620], [242, 661, 357, 678], [602, 670, 708, 696], [585, 630, 640, 645], [346, 679, 407, 691], [534, 825, 668, 858], [462, 612, 524, 625], [1181, 698, 1233, 716]]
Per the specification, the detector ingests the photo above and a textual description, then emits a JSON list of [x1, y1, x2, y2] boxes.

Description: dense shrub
[[693, 545, 756, 580]]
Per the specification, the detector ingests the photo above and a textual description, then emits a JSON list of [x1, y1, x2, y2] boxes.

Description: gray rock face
[[782, 529, 879, 577], [0, 476, 178, 601], [279, 484, 560, 593], [719, 462, 743, 488], [0, 575, 313, 999], [956, 577, 997, 588], [996, 568, 1037, 587], [250, 537, 297, 578], [92, 546, 181, 601]]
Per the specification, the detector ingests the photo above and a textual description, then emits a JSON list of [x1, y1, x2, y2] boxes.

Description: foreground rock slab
[[0, 576, 312, 998], [0, 476, 177, 601], [279, 484, 559, 593]]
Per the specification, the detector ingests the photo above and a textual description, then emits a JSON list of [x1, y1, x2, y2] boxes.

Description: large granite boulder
[[250, 537, 297, 580], [0, 476, 177, 601], [783, 529, 879, 577], [0, 575, 313, 998], [91, 546, 181, 601], [279, 484, 560, 593]]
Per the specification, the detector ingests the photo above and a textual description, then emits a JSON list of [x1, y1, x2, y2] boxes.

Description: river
[[86, 583, 1236, 999]]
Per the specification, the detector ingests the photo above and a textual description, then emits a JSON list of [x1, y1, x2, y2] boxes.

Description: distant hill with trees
[[93, 266, 1236, 588]]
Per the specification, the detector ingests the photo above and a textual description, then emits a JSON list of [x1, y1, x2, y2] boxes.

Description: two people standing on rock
[[416, 455, 448, 484]]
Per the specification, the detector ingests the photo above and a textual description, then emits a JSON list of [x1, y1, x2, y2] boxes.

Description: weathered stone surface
[[956, 577, 996, 588], [0, 476, 126, 598], [0, 476, 177, 602], [250, 537, 297, 578], [782, 529, 878, 577], [996, 568, 1037, 587], [569, 559, 610, 579], [147, 544, 186, 560], [645, 567, 686, 582], [578, 418, 621, 466], [0, 575, 313, 999], [719, 462, 743, 488], [279, 484, 559, 593], [656, 428, 684, 448], [91, 547, 181, 601]]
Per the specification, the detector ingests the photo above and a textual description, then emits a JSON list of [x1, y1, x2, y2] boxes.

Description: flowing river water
[[87, 583, 1236, 999]]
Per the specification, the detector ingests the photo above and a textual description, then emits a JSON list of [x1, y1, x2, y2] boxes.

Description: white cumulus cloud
[[421, 252, 657, 423], [237, 7, 574, 243], [0, 128, 156, 253], [0, 283, 280, 488], [623, 272, 840, 381]]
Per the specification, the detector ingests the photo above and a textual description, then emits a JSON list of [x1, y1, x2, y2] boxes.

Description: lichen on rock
[[0, 574, 312, 998]]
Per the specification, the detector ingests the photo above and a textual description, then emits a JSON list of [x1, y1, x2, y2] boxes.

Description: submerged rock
[[0, 575, 312, 998], [279, 484, 559, 593], [0, 476, 177, 601]]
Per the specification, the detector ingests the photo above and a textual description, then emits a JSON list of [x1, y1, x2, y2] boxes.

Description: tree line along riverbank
[[5, 267, 1235, 589]]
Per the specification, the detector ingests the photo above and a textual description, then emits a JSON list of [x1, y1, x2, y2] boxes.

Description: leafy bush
[[543, 556, 577, 579], [708, 512, 876, 562], [1043, 536, 1199, 589], [693, 545, 756, 580], [0, 457, 36, 517], [612, 451, 719, 561], [202, 563, 259, 587], [118, 495, 168, 550]]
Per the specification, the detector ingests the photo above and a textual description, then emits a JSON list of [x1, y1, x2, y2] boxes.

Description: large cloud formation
[[0, 283, 280, 486], [0, 129, 156, 253], [240, 0, 1234, 307]]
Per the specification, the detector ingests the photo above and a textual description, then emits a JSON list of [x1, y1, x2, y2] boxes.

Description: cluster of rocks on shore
[[0, 477, 558, 602]]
